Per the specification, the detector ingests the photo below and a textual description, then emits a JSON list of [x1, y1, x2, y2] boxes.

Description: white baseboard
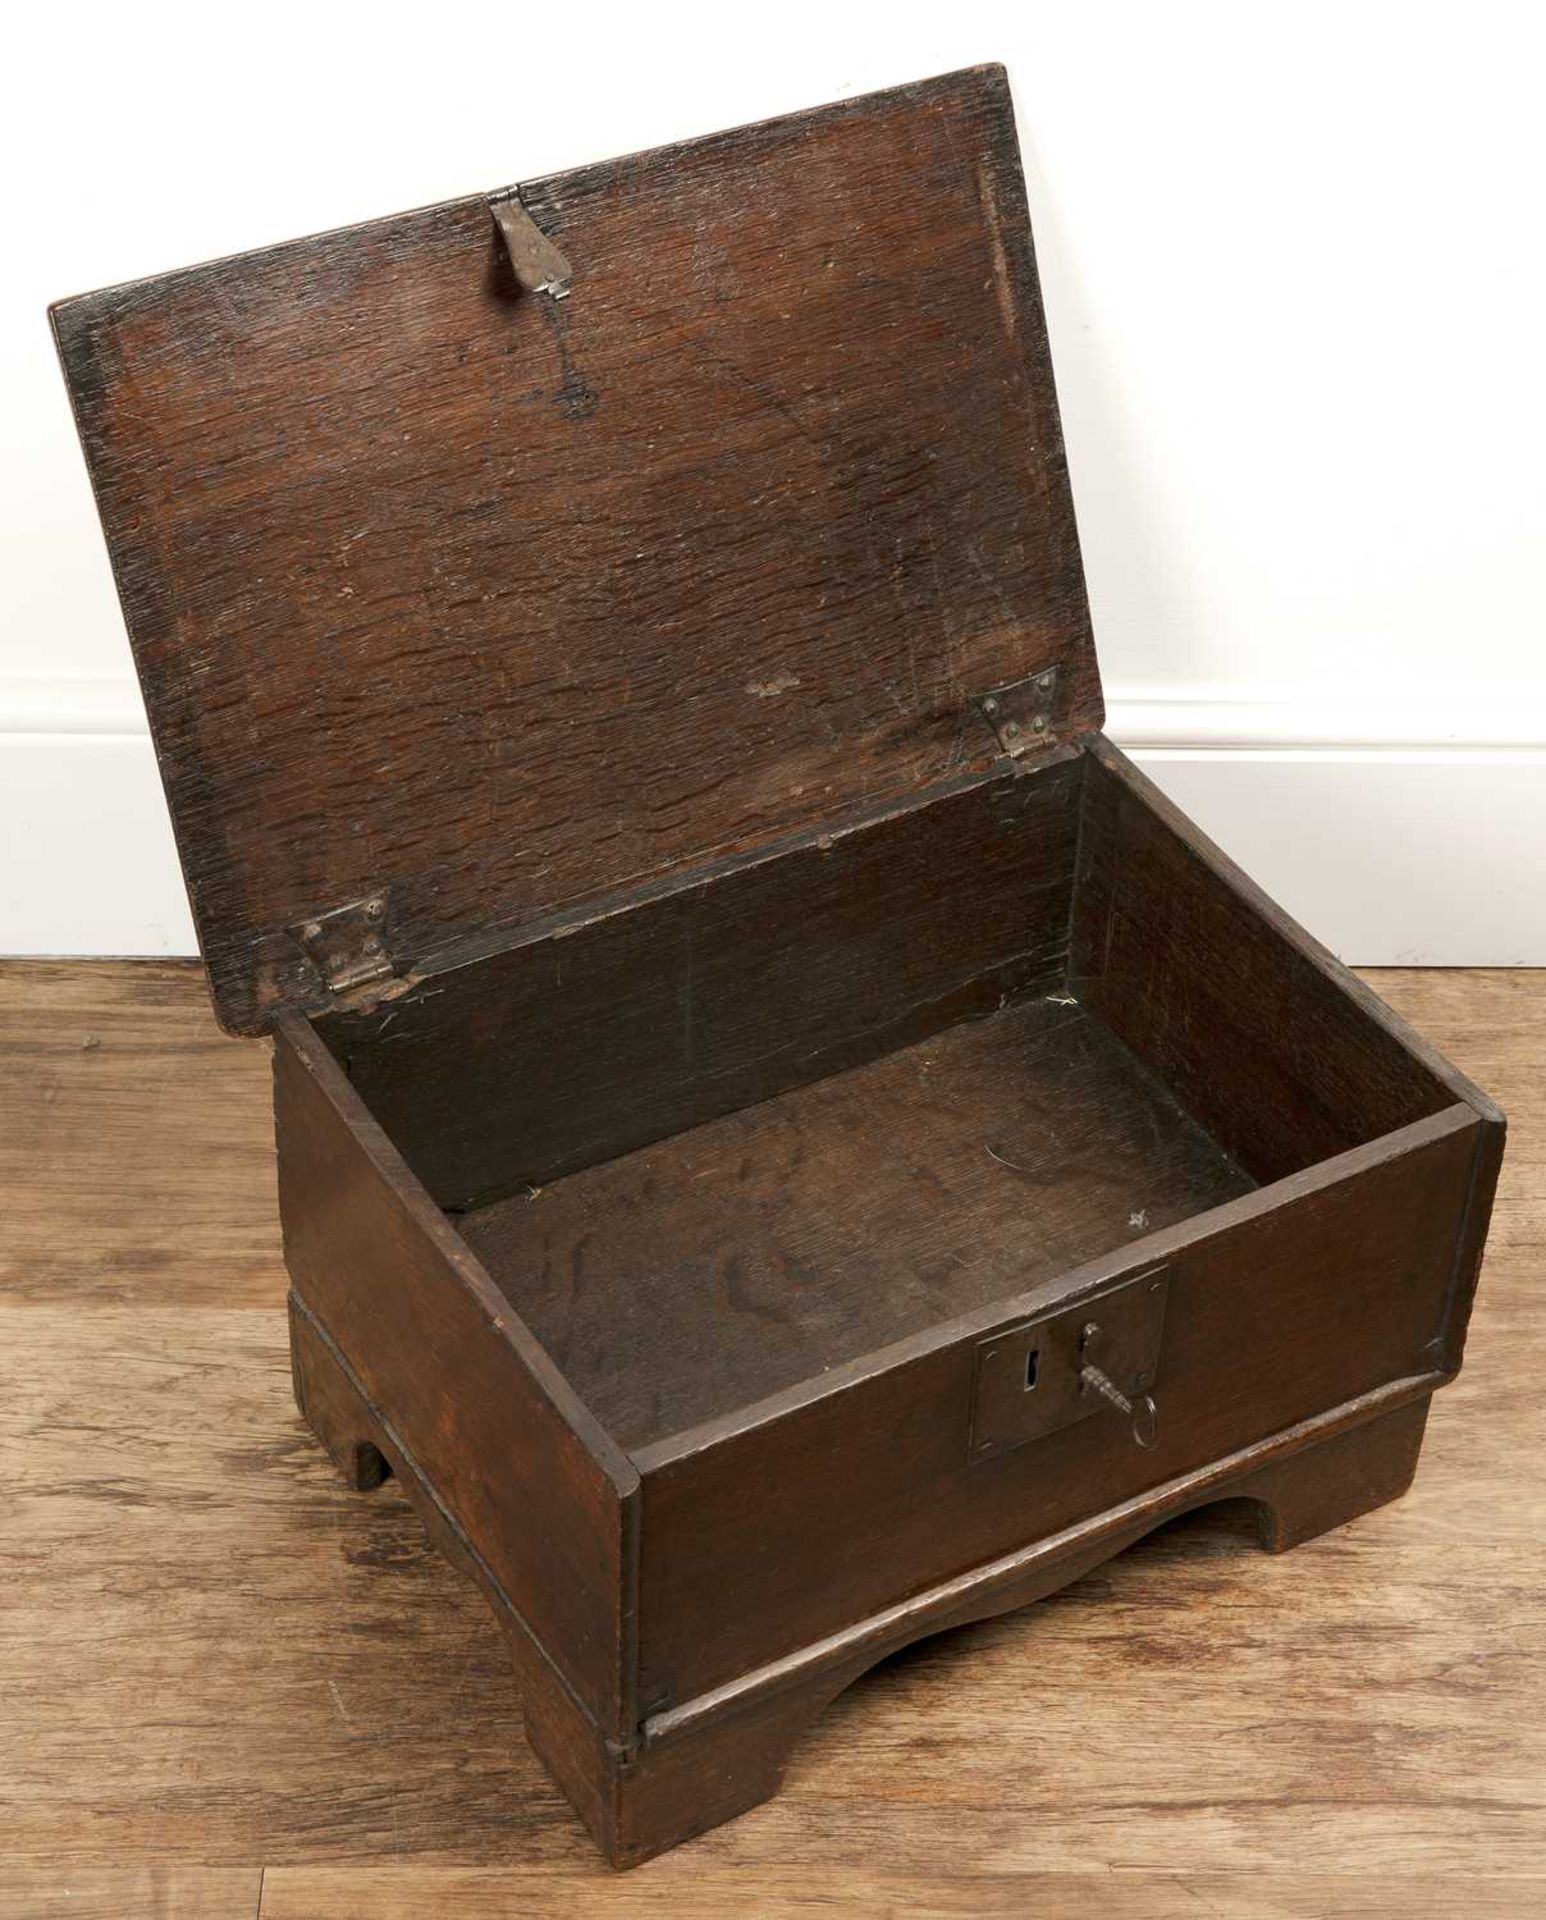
[[3, 677, 1543, 964]]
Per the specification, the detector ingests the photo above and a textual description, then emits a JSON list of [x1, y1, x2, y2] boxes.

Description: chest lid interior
[[52, 64, 1099, 1036]]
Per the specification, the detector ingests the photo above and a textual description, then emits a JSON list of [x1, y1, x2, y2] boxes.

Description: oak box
[[51, 66, 1504, 1865]]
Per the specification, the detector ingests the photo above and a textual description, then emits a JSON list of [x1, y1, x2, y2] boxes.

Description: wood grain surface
[[320, 756, 1085, 1212], [50, 66, 1099, 1037], [1, 959, 1541, 1917], [462, 993, 1253, 1449]]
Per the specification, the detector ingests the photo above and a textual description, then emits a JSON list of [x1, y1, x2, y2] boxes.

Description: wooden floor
[[1, 961, 1541, 1919]]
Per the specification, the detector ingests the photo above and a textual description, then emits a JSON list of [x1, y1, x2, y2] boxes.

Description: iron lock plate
[[969, 1266, 1170, 1463]]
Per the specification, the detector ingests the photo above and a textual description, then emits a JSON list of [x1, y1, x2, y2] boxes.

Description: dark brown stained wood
[[461, 994, 1254, 1450], [1433, 1098, 1508, 1374], [640, 1392, 1440, 1737], [271, 1013, 639, 1738], [50, 64, 1098, 1036], [2, 961, 1532, 1902], [1071, 741, 1460, 1182], [321, 755, 1084, 1208], [631, 1106, 1480, 1708], [615, 1388, 1442, 1864], [35, 45, 1512, 1864], [290, 1260, 1445, 1868]]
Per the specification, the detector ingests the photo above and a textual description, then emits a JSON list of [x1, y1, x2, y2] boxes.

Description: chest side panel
[[272, 1016, 639, 1736], [633, 1108, 1482, 1711], [51, 65, 1096, 1034]]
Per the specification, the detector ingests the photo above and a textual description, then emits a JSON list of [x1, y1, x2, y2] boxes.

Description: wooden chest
[[52, 66, 1503, 1866]]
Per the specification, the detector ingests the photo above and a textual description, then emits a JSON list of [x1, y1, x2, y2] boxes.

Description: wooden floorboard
[[1, 960, 1541, 1918]]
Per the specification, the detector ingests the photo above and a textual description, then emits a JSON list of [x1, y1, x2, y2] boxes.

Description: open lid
[[52, 65, 1099, 1035]]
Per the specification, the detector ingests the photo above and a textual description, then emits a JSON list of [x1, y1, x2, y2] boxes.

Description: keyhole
[[1024, 1348, 1040, 1391]]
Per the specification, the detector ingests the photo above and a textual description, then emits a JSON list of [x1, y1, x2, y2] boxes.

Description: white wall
[[5, 0, 1544, 962]]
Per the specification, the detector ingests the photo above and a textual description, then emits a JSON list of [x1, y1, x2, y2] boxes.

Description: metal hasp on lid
[[489, 193, 573, 298]]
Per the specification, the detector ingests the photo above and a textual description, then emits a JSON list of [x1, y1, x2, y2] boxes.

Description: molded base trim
[[644, 1380, 1436, 1748], [289, 1286, 1440, 1867]]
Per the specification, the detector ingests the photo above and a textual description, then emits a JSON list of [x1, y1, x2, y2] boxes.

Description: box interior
[[456, 995, 1252, 1447], [314, 746, 1455, 1456]]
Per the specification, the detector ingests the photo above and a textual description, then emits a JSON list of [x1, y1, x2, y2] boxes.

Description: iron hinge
[[972, 664, 1064, 757], [290, 893, 395, 997]]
